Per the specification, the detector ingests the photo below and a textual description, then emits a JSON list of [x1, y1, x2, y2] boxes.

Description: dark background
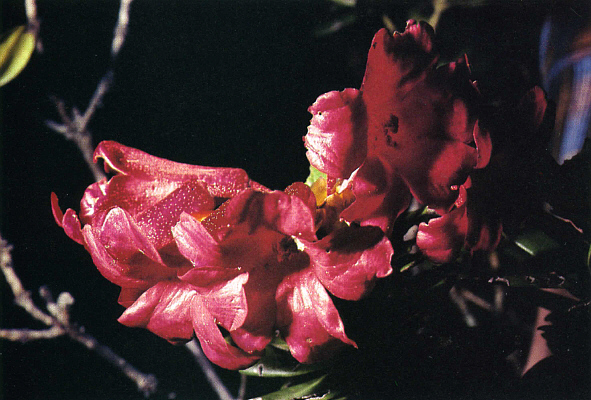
[[2, 1, 586, 399]]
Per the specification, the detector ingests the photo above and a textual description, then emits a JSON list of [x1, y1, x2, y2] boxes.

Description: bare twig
[[0, 234, 158, 397], [186, 340, 236, 400], [112, 0, 133, 57], [237, 374, 247, 400], [24, 0, 43, 52], [45, 0, 135, 183]]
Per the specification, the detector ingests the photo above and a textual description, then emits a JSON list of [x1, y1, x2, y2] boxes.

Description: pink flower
[[416, 87, 550, 263], [53, 141, 393, 368], [416, 180, 502, 264], [172, 184, 393, 364], [304, 20, 492, 233]]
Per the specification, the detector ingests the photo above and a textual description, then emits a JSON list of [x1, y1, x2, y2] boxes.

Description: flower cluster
[[305, 21, 491, 233], [52, 141, 392, 369], [53, 20, 549, 369]]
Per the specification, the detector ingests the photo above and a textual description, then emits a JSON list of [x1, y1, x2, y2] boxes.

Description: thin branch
[[237, 374, 247, 400], [24, 0, 43, 52], [0, 326, 64, 342], [0, 239, 53, 326], [112, 0, 134, 57], [0, 234, 158, 397], [45, 0, 135, 183], [186, 340, 235, 400]]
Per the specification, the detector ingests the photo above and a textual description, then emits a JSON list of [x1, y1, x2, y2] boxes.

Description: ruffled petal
[[134, 180, 215, 250], [303, 225, 393, 300], [276, 269, 356, 363], [51, 193, 85, 245], [94, 141, 257, 198], [305, 88, 367, 178], [118, 281, 198, 343], [341, 157, 412, 232], [229, 266, 283, 353], [195, 273, 250, 332], [224, 189, 317, 241], [97, 207, 164, 264], [284, 182, 317, 214], [191, 296, 260, 369], [173, 212, 242, 286], [416, 205, 468, 264], [82, 224, 175, 289], [361, 22, 437, 142], [118, 277, 255, 371]]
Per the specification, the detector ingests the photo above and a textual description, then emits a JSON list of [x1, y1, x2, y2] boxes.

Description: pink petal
[[118, 281, 197, 343], [361, 23, 437, 131], [416, 206, 468, 264], [284, 182, 317, 214], [229, 266, 283, 353], [224, 189, 317, 241], [82, 223, 175, 289], [303, 225, 393, 300], [173, 213, 242, 286], [51, 193, 85, 245], [194, 273, 250, 332], [276, 269, 357, 363], [134, 180, 215, 250], [118, 287, 146, 308], [94, 141, 257, 198], [305, 88, 367, 178], [119, 278, 257, 369], [191, 296, 260, 369], [341, 157, 412, 232], [97, 207, 164, 264]]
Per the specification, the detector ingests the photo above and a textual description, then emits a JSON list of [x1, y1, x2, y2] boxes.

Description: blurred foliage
[[0, 25, 35, 87]]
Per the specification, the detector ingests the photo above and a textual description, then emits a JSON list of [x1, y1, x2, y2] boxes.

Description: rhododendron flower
[[304, 20, 492, 233], [416, 180, 502, 264], [52, 141, 393, 368], [416, 87, 550, 263]]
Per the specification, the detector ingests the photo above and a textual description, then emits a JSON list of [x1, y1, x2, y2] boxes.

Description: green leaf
[[254, 375, 328, 400], [240, 346, 323, 378], [0, 25, 35, 87], [305, 165, 327, 187], [269, 335, 290, 352], [512, 230, 560, 257]]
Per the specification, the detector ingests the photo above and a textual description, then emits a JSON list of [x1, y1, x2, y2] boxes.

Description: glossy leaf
[[0, 25, 35, 87], [240, 346, 324, 378], [255, 375, 327, 400], [513, 230, 560, 257]]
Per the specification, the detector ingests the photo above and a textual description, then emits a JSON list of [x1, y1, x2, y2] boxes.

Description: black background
[[2, 1, 585, 400]]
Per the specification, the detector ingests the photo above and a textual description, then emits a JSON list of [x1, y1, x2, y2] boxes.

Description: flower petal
[[118, 281, 198, 343], [195, 272, 250, 332], [173, 212, 241, 286], [276, 269, 356, 363], [94, 141, 258, 198], [97, 207, 164, 264], [134, 180, 215, 250], [191, 296, 260, 369], [303, 225, 393, 300], [341, 157, 412, 232], [51, 193, 85, 245], [229, 266, 283, 353], [416, 205, 468, 264], [305, 88, 367, 178], [224, 189, 317, 240], [82, 223, 175, 288]]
